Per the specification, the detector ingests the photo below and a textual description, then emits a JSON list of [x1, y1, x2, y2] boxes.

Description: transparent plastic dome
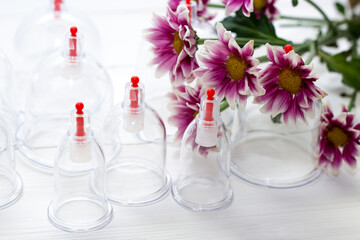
[[180, 0, 216, 38], [48, 103, 112, 232], [0, 51, 21, 131], [14, 0, 101, 73], [0, 117, 23, 210], [12, 0, 101, 112], [103, 76, 171, 206], [172, 89, 233, 211], [230, 97, 322, 189], [0, 51, 12, 107], [16, 27, 113, 172]]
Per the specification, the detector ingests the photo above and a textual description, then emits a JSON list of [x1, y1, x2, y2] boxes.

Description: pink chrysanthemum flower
[[194, 23, 264, 109], [145, 5, 199, 86], [222, 0, 253, 16], [168, 85, 217, 155], [168, 0, 215, 21], [168, 84, 204, 142], [317, 104, 360, 174], [253, 44, 327, 124], [253, 0, 279, 21], [222, 0, 278, 20]]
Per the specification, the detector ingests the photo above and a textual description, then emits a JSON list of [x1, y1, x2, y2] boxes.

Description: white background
[[1, 0, 360, 239]]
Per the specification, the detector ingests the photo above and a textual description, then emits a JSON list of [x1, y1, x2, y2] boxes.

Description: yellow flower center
[[278, 68, 303, 94], [327, 127, 348, 147], [226, 54, 247, 81], [173, 32, 184, 55], [253, 0, 267, 11], [193, 111, 199, 119]]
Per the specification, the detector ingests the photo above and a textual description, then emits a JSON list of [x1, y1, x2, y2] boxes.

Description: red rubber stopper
[[204, 89, 215, 122], [131, 76, 139, 87], [69, 27, 78, 57], [207, 88, 215, 101], [186, 0, 192, 24], [75, 102, 84, 114], [54, 0, 62, 12], [70, 26, 77, 37], [75, 102, 85, 137], [284, 44, 293, 53], [130, 76, 139, 108]]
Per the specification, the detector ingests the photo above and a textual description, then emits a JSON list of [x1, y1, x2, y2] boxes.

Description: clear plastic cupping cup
[[230, 96, 322, 189], [13, 0, 101, 113], [0, 51, 21, 131], [0, 51, 13, 109], [16, 26, 113, 172], [48, 103, 113, 232], [103, 76, 171, 206], [171, 89, 233, 211], [0, 117, 23, 210], [14, 0, 101, 73]]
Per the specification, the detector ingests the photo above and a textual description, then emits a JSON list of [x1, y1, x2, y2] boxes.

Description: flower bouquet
[[145, 0, 360, 187]]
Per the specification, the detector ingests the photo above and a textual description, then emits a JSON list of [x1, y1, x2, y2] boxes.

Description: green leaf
[[319, 51, 360, 90], [348, 19, 360, 39], [292, 0, 299, 6], [221, 11, 285, 46], [335, 2, 346, 16], [271, 114, 282, 124]]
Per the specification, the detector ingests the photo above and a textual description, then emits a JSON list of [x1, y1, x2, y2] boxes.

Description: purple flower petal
[[196, 23, 262, 109], [316, 103, 360, 173], [343, 141, 358, 168], [271, 91, 292, 116], [145, 5, 198, 86], [167, 83, 204, 142], [256, 43, 327, 124]]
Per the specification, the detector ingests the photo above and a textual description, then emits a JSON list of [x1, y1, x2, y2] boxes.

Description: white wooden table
[[1, 0, 360, 239]]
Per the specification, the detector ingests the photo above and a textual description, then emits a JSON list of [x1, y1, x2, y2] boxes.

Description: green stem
[[305, 41, 316, 64], [305, 0, 335, 32], [296, 30, 337, 56], [257, 55, 268, 63], [317, 30, 337, 46], [237, 38, 287, 46], [334, 16, 360, 26], [348, 90, 357, 112], [220, 100, 230, 112], [280, 23, 323, 28], [280, 15, 325, 23], [293, 42, 312, 55], [197, 38, 214, 44], [206, 3, 226, 8], [198, 37, 287, 46], [351, 39, 358, 60]]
